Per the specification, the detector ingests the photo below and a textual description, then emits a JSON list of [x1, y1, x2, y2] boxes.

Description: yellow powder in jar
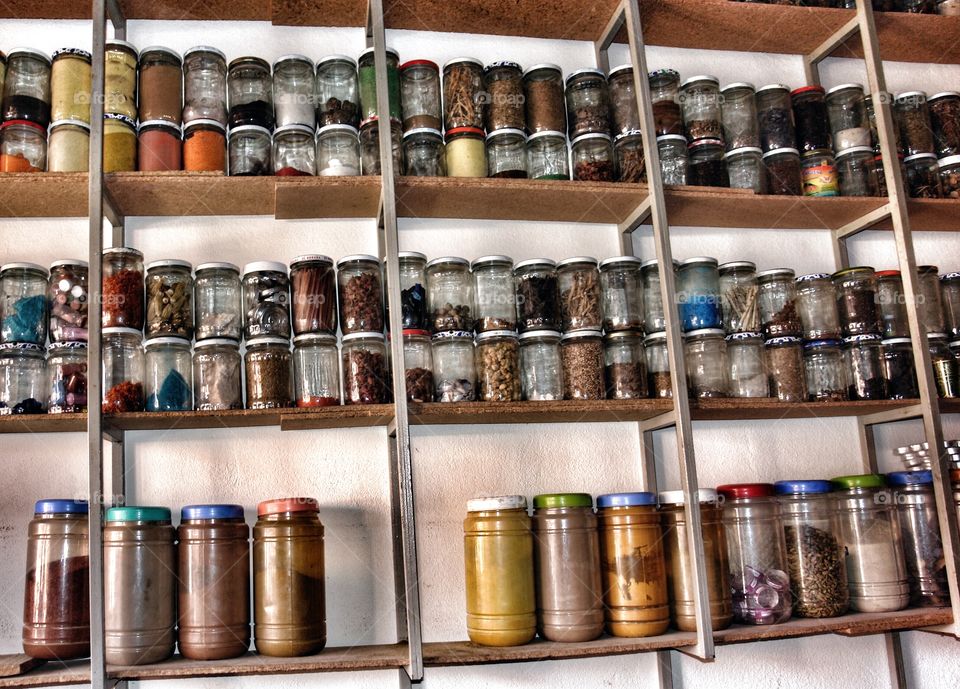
[[447, 135, 487, 177], [51, 54, 92, 123], [104, 118, 137, 172], [105, 46, 138, 120]]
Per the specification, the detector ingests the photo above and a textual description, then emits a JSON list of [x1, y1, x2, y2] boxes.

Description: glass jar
[[472, 255, 516, 332], [572, 133, 614, 182], [726, 332, 768, 398], [895, 91, 934, 156], [463, 496, 536, 647], [402, 128, 445, 176], [183, 46, 228, 126], [757, 84, 796, 153], [194, 262, 242, 341], [604, 331, 647, 399], [831, 474, 910, 613], [138, 47, 182, 125], [527, 131, 569, 180], [865, 94, 903, 156], [22, 499, 90, 660], [104, 41, 137, 120], [359, 117, 403, 175], [183, 119, 226, 172], [47, 341, 87, 412], [50, 48, 91, 123], [102, 247, 144, 330], [659, 489, 734, 632], [144, 337, 193, 411], [316, 55, 360, 128], [565, 68, 611, 139], [904, 152, 943, 198], [523, 64, 565, 134], [292, 333, 340, 407], [680, 75, 722, 142], [1, 262, 48, 345], [398, 59, 440, 131], [881, 337, 920, 399], [721, 82, 759, 151], [877, 270, 909, 338], [939, 0, 960, 14], [228, 124, 272, 176], [245, 336, 293, 409], [917, 265, 946, 334], [273, 124, 315, 176], [833, 266, 881, 337], [724, 147, 765, 193], [426, 257, 474, 333], [103, 507, 176, 665], [717, 484, 792, 625], [253, 498, 326, 657], [795, 273, 842, 340], [677, 257, 721, 332], [445, 126, 486, 177], [0, 343, 45, 414], [486, 128, 527, 178], [358, 47, 401, 123], [243, 261, 290, 340], [341, 332, 389, 405], [792, 86, 831, 153], [316, 124, 360, 176], [826, 84, 870, 152], [145, 259, 193, 340], [483, 61, 524, 133], [514, 259, 560, 333], [401, 329, 433, 403], [289, 254, 336, 336], [774, 480, 850, 618], [657, 135, 689, 185], [518, 329, 562, 400], [718, 261, 759, 334], [644, 332, 672, 398], [532, 494, 604, 643], [0, 120, 46, 172], [928, 92, 960, 158], [610, 131, 646, 186], [137, 120, 181, 172], [394, 251, 427, 331], [475, 330, 521, 401], [804, 339, 847, 401], [763, 147, 802, 196], [560, 329, 604, 400], [337, 255, 383, 335], [273, 55, 315, 129], [599, 256, 643, 332], [836, 146, 880, 197], [942, 272, 960, 337], [442, 57, 484, 131], [607, 65, 640, 137], [432, 331, 475, 402], [649, 69, 682, 136], [193, 338, 243, 411], [843, 334, 887, 400], [802, 149, 839, 197], [103, 114, 137, 172], [228, 57, 273, 129], [929, 333, 960, 397], [758, 268, 802, 338], [177, 504, 250, 661], [47, 120, 90, 172], [642, 259, 671, 335], [765, 336, 807, 402], [941, 154, 960, 198], [684, 328, 729, 398], [688, 139, 728, 187], [596, 493, 669, 638], [102, 327, 144, 413], [557, 257, 602, 331], [3, 48, 52, 128]]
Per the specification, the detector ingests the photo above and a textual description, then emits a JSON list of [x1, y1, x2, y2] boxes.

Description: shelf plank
[[0, 0, 270, 21], [0, 656, 43, 680], [272, 0, 365, 27], [409, 399, 673, 425], [279, 404, 395, 430], [108, 405, 395, 432], [275, 176, 382, 219], [0, 173, 87, 218], [691, 398, 917, 421], [0, 414, 87, 434], [106, 172, 275, 217], [0, 659, 87, 688]]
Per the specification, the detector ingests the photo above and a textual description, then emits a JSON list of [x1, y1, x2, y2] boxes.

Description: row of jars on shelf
[[738, 0, 959, 13], [23, 499, 330, 664]]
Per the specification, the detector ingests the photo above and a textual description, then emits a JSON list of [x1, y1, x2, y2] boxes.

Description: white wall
[[0, 16, 958, 689]]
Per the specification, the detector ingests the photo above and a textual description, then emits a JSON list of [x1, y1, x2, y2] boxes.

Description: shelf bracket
[[106, 0, 126, 37], [860, 403, 923, 427], [641, 410, 676, 433], [834, 202, 892, 240], [803, 15, 859, 85]]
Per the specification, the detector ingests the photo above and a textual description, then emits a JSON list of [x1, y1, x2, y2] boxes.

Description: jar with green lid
[[486, 128, 527, 178], [658, 134, 689, 185], [359, 117, 402, 175], [193, 338, 243, 410], [518, 330, 562, 401], [139, 47, 183, 125], [721, 82, 759, 151], [680, 75, 722, 142], [644, 331, 672, 398], [831, 475, 910, 613], [836, 146, 881, 197], [103, 114, 137, 172], [766, 336, 807, 402], [597, 493, 669, 637], [316, 55, 359, 127], [614, 130, 645, 183], [833, 266, 881, 337], [649, 69, 682, 136], [608, 65, 640, 136], [3, 49, 52, 128], [443, 57, 484, 131], [50, 49, 91, 123], [472, 256, 516, 332], [533, 493, 604, 642], [719, 261, 759, 334], [826, 83, 870, 152], [917, 265, 946, 334], [904, 152, 943, 198], [600, 256, 643, 332], [47, 341, 87, 412], [445, 126, 486, 177], [658, 489, 733, 632], [104, 40, 137, 120], [103, 506, 176, 665], [359, 48, 402, 123], [47, 120, 90, 172], [254, 498, 326, 657], [881, 337, 919, 399], [803, 339, 848, 401], [877, 270, 909, 339], [560, 329, 605, 400], [463, 496, 536, 647], [571, 133, 614, 182], [527, 131, 569, 180], [726, 332, 768, 398], [0, 343, 45, 414], [144, 337, 192, 411], [523, 64, 565, 134], [929, 332, 959, 397], [604, 331, 647, 399], [565, 68, 611, 139], [245, 337, 293, 409], [402, 128, 445, 176], [795, 273, 841, 340], [802, 149, 839, 197], [684, 328, 729, 398], [942, 272, 960, 338]]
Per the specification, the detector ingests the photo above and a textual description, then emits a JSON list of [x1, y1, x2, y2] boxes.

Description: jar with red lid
[[791, 86, 832, 153], [446, 126, 486, 177], [400, 59, 440, 131], [0, 120, 46, 171]]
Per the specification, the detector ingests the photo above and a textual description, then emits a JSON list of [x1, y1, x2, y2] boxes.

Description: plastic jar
[[826, 84, 870, 152], [941, 154, 960, 198], [47, 341, 87, 412], [22, 499, 89, 660], [194, 262, 242, 341], [680, 75, 722, 142], [904, 152, 943, 198], [102, 327, 144, 413], [599, 256, 643, 332], [289, 254, 336, 336], [719, 261, 759, 334], [881, 337, 920, 399], [138, 47, 182, 125], [482, 61, 523, 133], [337, 255, 383, 335], [475, 330, 521, 401], [103, 114, 137, 172], [103, 506, 176, 665], [895, 91, 934, 156], [102, 247, 144, 330], [604, 331, 647, 399], [273, 124, 316, 176], [104, 41, 137, 120], [472, 255, 516, 332], [684, 328, 729, 398], [316, 55, 360, 127], [316, 123, 360, 176], [145, 259, 193, 340], [486, 128, 527, 178], [831, 474, 910, 613], [607, 65, 640, 137], [614, 130, 645, 183], [432, 331, 475, 402], [144, 337, 192, 411], [50, 48, 91, 123], [804, 339, 847, 401], [0, 343, 45, 413], [802, 149, 839, 197], [292, 333, 340, 407], [766, 336, 807, 402], [942, 272, 960, 337], [227, 57, 273, 129], [757, 84, 796, 153], [644, 331, 672, 398], [402, 128, 445, 176], [183, 46, 228, 126], [565, 68, 610, 139], [523, 64, 566, 134], [833, 266, 881, 337], [835, 146, 880, 197], [273, 55, 314, 129], [688, 139, 728, 187], [463, 496, 537, 647], [518, 330, 562, 400], [649, 69, 682, 136], [792, 86, 831, 153], [571, 133, 614, 182], [721, 82, 759, 151], [532, 494, 604, 642], [1, 120, 46, 172], [641, 259, 670, 335], [758, 268, 802, 338], [1, 262, 48, 345], [2, 49, 52, 128], [726, 332, 768, 398], [763, 147, 802, 195], [717, 484, 792, 625], [137, 120, 181, 172], [243, 261, 290, 340], [557, 257, 602, 331], [725, 147, 765, 193], [877, 270, 908, 338], [47, 120, 90, 172], [677, 257, 721, 332], [560, 329, 605, 400], [244, 337, 293, 409], [795, 273, 842, 340], [228, 124, 272, 175], [401, 329, 433, 403], [774, 480, 850, 618], [527, 131, 569, 180], [658, 489, 734, 631], [359, 117, 403, 175], [657, 134, 689, 185], [254, 498, 326, 657], [341, 332, 389, 405], [426, 257, 474, 333], [193, 338, 243, 410], [929, 332, 960, 397], [183, 119, 226, 172], [928, 92, 960, 158], [514, 259, 560, 333], [178, 505, 250, 661], [442, 57, 484, 131]]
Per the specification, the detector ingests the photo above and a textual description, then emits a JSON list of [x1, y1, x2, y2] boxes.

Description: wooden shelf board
[[0, 0, 271, 21], [272, 0, 366, 27], [848, 11, 960, 65], [278, 404, 396, 430], [941, 399, 960, 415], [106, 172, 275, 217], [0, 656, 43, 680], [691, 398, 917, 421], [0, 414, 87, 434], [409, 399, 673, 425], [0, 658, 87, 688], [275, 176, 382, 219], [108, 405, 395, 432], [0, 173, 87, 218]]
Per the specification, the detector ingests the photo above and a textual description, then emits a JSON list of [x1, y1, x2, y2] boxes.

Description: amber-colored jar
[[254, 498, 326, 657], [178, 504, 250, 661]]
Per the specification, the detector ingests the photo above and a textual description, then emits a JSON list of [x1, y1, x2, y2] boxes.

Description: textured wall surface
[[0, 16, 958, 689]]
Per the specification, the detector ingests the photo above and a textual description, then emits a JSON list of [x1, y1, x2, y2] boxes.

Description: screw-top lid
[[0, 342, 44, 354], [836, 146, 874, 159], [431, 330, 474, 342], [679, 256, 717, 267], [243, 260, 287, 275], [556, 256, 598, 269], [50, 258, 89, 269], [832, 265, 876, 278], [726, 331, 762, 342], [876, 269, 901, 278], [467, 495, 527, 512], [484, 60, 522, 74], [8, 47, 51, 63], [35, 499, 88, 515], [228, 55, 270, 71], [196, 261, 239, 273], [719, 260, 756, 272], [657, 134, 688, 145], [442, 56, 483, 71], [275, 123, 316, 138], [399, 59, 438, 71], [607, 64, 633, 79], [102, 326, 143, 338], [53, 47, 92, 62], [138, 119, 183, 135], [648, 68, 680, 82], [791, 85, 825, 98], [561, 328, 603, 341], [486, 127, 527, 143], [527, 130, 567, 144], [105, 506, 171, 522], [518, 329, 561, 342], [756, 268, 795, 280], [843, 333, 882, 345], [724, 146, 763, 159], [471, 255, 513, 269], [181, 504, 245, 520], [717, 483, 775, 500], [684, 328, 725, 339], [425, 256, 469, 270], [565, 67, 606, 84], [826, 83, 863, 97], [571, 132, 612, 145], [337, 254, 379, 267], [402, 127, 443, 140], [658, 488, 719, 505], [341, 331, 385, 343], [48, 341, 88, 353], [774, 480, 832, 495], [756, 83, 790, 95], [688, 138, 723, 150], [939, 155, 960, 168], [722, 82, 755, 93], [895, 90, 927, 101], [599, 256, 642, 269], [643, 331, 668, 344], [523, 63, 562, 78], [144, 336, 192, 349], [904, 152, 937, 163], [887, 470, 933, 486], [293, 332, 337, 345], [514, 258, 556, 271], [258, 497, 319, 516], [596, 492, 656, 508], [318, 54, 358, 68], [401, 329, 430, 338], [104, 113, 137, 129], [765, 336, 802, 347], [796, 272, 831, 282], [928, 332, 949, 340], [49, 119, 92, 132], [184, 46, 227, 61], [397, 251, 427, 263], [831, 474, 886, 490], [274, 53, 313, 68], [290, 254, 334, 267], [475, 329, 519, 343], [146, 258, 192, 272], [139, 46, 182, 62], [803, 338, 842, 350], [105, 39, 139, 57], [762, 147, 800, 159], [246, 336, 291, 347], [605, 330, 642, 343], [195, 337, 240, 349], [229, 124, 272, 137], [680, 75, 719, 89], [881, 337, 912, 346], [533, 493, 593, 509], [184, 118, 226, 133], [0, 261, 47, 275]]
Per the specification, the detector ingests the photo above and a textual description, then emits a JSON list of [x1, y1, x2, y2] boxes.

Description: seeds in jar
[[405, 367, 433, 403], [561, 337, 604, 400], [766, 343, 807, 402], [650, 371, 672, 398], [477, 339, 521, 402], [784, 524, 849, 618], [245, 351, 293, 408], [605, 361, 647, 399]]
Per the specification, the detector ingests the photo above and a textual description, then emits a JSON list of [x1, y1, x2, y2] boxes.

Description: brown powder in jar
[[184, 129, 226, 172], [765, 345, 807, 402], [485, 76, 524, 132], [561, 339, 604, 400], [650, 371, 673, 398], [524, 79, 565, 133], [245, 351, 293, 409], [139, 62, 183, 124], [606, 362, 647, 399]]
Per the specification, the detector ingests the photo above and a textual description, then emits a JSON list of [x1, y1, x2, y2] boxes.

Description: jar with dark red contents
[[290, 255, 336, 335], [763, 147, 802, 195], [342, 332, 389, 404], [443, 58, 484, 131], [243, 261, 291, 340], [843, 334, 887, 400], [400, 59, 441, 131], [757, 84, 796, 153], [244, 337, 293, 409], [608, 64, 640, 137], [47, 341, 87, 413], [337, 255, 383, 335], [273, 124, 315, 176], [833, 267, 881, 337], [292, 333, 340, 407], [894, 91, 934, 157], [649, 69, 682, 137], [928, 92, 960, 158], [571, 134, 614, 181], [904, 153, 943, 198], [2, 48, 52, 128], [688, 139, 728, 187], [402, 329, 433, 403], [523, 64, 565, 134], [758, 269, 802, 339], [680, 75, 722, 143], [792, 86, 832, 153], [565, 68, 611, 139], [228, 57, 274, 130], [273, 55, 315, 129], [137, 121, 182, 171], [484, 61, 524, 133], [102, 247, 144, 330], [101, 327, 145, 413]]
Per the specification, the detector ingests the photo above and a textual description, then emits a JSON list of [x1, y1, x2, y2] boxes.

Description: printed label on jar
[[802, 163, 839, 197]]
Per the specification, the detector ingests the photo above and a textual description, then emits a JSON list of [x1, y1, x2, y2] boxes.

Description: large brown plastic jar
[[103, 506, 177, 665], [254, 498, 326, 657], [178, 504, 251, 660], [532, 493, 604, 642]]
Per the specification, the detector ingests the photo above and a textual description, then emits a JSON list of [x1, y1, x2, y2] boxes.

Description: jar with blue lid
[[726, 332, 768, 398], [0, 342, 45, 414], [677, 257, 721, 332], [1, 262, 48, 345], [795, 273, 841, 340], [803, 339, 847, 401], [47, 341, 87, 413], [843, 334, 886, 400], [765, 336, 806, 402], [144, 337, 193, 411]]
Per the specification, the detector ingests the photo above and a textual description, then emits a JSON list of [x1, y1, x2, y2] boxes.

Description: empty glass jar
[[608, 64, 640, 136], [527, 131, 569, 180], [193, 339, 243, 411], [804, 339, 847, 401], [599, 256, 643, 332], [726, 332, 768, 398], [273, 55, 315, 129], [657, 135, 688, 185], [402, 128, 445, 176], [795, 273, 841, 340], [472, 256, 516, 332], [183, 46, 228, 126], [432, 331, 476, 402], [684, 328, 729, 398], [725, 147, 765, 193], [292, 333, 340, 407], [836, 146, 880, 196], [518, 329, 563, 401], [644, 331, 672, 398]]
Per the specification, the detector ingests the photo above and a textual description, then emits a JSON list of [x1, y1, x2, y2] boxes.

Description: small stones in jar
[[405, 367, 433, 403], [560, 332, 604, 400], [476, 335, 521, 402], [48, 262, 88, 342], [343, 346, 389, 405], [432, 303, 473, 333]]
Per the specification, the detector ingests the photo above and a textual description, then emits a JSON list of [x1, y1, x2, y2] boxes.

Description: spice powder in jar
[[183, 119, 226, 172]]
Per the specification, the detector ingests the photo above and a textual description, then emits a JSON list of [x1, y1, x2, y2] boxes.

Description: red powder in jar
[[276, 166, 313, 176], [297, 396, 339, 408], [138, 128, 181, 171]]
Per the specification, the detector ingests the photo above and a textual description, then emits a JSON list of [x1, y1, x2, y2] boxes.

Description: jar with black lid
[[757, 84, 796, 153], [894, 91, 934, 156], [571, 133, 614, 182], [843, 334, 887, 400], [834, 267, 881, 337], [273, 55, 315, 129], [527, 131, 569, 180], [402, 128, 445, 176], [804, 339, 847, 401], [228, 124, 272, 176], [763, 148, 802, 195], [228, 57, 274, 130], [565, 68, 611, 139], [443, 58, 484, 131], [400, 59, 441, 131], [880, 337, 919, 399], [522, 64, 565, 134], [836, 146, 880, 197], [720, 82, 759, 151], [904, 153, 943, 198], [826, 84, 870, 152], [657, 134, 688, 185], [486, 128, 527, 178], [608, 64, 640, 137], [688, 139, 728, 188], [792, 86, 832, 153], [680, 75, 722, 142], [614, 131, 645, 183], [802, 149, 840, 197], [724, 147, 765, 193], [316, 55, 360, 127], [928, 92, 960, 158], [183, 46, 228, 126], [649, 69, 682, 136], [3, 48, 52, 128], [273, 124, 316, 176], [484, 61, 524, 133], [514, 259, 560, 333]]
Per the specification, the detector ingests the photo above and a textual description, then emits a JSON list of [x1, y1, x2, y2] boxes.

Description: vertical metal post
[[886, 631, 909, 689]]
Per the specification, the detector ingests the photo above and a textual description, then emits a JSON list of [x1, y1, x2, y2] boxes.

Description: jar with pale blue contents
[[677, 257, 721, 332], [144, 337, 193, 411], [1, 262, 48, 345]]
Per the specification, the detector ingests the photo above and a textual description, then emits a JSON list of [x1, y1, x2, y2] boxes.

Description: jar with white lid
[[940, 154, 960, 199], [644, 331, 672, 398], [228, 124, 272, 176], [359, 117, 403, 175], [680, 75, 722, 142], [1, 262, 48, 345], [432, 331, 475, 402], [608, 64, 640, 136], [724, 147, 765, 193], [145, 259, 193, 340], [47, 120, 90, 172], [826, 84, 870, 152], [273, 55, 315, 129], [193, 338, 243, 411], [442, 58, 484, 131], [514, 259, 560, 333], [565, 68, 611, 139], [719, 261, 759, 334], [144, 337, 193, 411], [765, 336, 807, 402], [527, 131, 569, 180], [677, 257, 721, 332], [599, 256, 643, 332], [472, 256, 516, 332], [397, 252, 427, 330], [641, 259, 673, 335], [518, 330, 562, 400], [475, 330, 521, 402], [102, 327, 145, 413], [560, 329, 604, 400], [904, 152, 943, 198], [763, 147, 802, 195], [183, 46, 227, 126], [104, 41, 138, 120], [243, 261, 290, 340], [804, 339, 847, 401], [894, 91, 934, 157], [757, 84, 795, 153], [228, 56, 273, 130], [604, 331, 647, 399], [244, 337, 293, 409], [102, 247, 144, 330], [316, 124, 360, 176], [929, 332, 959, 398], [571, 133, 614, 182], [720, 82, 759, 151], [47, 341, 87, 413], [293, 333, 340, 407], [557, 257, 602, 331], [0, 343, 46, 414], [337, 255, 383, 335], [316, 55, 359, 128], [613, 130, 645, 183], [3, 48, 52, 128], [726, 332, 768, 398], [194, 262, 242, 342], [836, 146, 880, 197], [486, 128, 527, 178], [929, 92, 960, 158], [523, 64, 565, 134], [402, 128, 445, 176], [649, 69, 682, 136], [426, 257, 474, 333], [684, 328, 729, 398], [272, 124, 315, 176], [758, 268, 802, 339], [657, 134, 688, 185], [0, 120, 46, 172], [687, 139, 728, 187], [918, 265, 946, 334]]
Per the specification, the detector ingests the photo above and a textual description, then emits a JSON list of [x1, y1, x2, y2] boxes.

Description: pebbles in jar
[[431, 331, 475, 402], [426, 257, 474, 333], [316, 56, 360, 128], [145, 260, 193, 340], [557, 257, 602, 331], [1, 263, 48, 345], [560, 329, 604, 400], [101, 248, 144, 330], [337, 255, 383, 335], [475, 330, 521, 402], [243, 262, 291, 340]]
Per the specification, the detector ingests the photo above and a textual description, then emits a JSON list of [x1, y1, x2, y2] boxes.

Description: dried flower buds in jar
[[145, 260, 193, 340], [337, 255, 383, 335], [560, 329, 605, 400], [342, 332, 389, 404], [475, 330, 521, 401]]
